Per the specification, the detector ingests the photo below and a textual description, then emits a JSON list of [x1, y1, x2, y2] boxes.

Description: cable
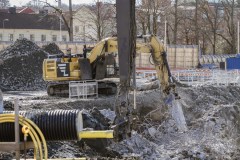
[[0, 118, 42, 159], [0, 114, 48, 160]]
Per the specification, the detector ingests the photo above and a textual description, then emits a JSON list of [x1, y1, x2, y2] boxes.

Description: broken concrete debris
[[1, 86, 240, 159]]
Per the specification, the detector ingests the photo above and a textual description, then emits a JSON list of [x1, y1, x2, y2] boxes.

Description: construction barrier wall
[[226, 57, 240, 70], [200, 54, 235, 65], [166, 45, 199, 69]]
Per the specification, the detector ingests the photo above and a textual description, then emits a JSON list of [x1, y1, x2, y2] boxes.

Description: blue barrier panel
[[226, 57, 240, 70]]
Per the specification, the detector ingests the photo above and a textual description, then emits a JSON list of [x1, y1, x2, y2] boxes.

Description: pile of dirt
[[0, 39, 63, 91], [42, 43, 64, 55]]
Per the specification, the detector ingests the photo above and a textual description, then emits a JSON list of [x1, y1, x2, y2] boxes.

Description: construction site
[[1, 0, 240, 159]]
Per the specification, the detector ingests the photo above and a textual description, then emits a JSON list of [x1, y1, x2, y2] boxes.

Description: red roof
[[18, 7, 35, 14]]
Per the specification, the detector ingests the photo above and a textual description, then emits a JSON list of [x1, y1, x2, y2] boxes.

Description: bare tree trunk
[[231, 0, 236, 54], [153, 12, 157, 35], [174, 0, 178, 68], [174, 0, 178, 45], [167, 22, 170, 44], [202, 34, 206, 55], [97, 1, 101, 41], [69, 0, 73, 41], [147, 14, 151, 33], [213, 1, 218, 55], [213, 32, 216, 54], [195, 0, 199, 45]]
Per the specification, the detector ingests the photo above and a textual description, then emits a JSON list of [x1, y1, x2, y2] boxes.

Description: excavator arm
[[87, 35, 179, 141], [149, 36, 178, 98], [87, 36, 177, 98]]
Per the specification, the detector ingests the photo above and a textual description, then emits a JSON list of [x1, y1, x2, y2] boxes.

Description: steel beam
[[114, 0, 136, 141]]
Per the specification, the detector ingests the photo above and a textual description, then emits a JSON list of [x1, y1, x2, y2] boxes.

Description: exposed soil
[[1, 85, 240, 159]]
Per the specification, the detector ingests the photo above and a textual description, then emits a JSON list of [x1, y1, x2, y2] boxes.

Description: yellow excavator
[[43, 0, 186, 142], [0, 1, 186, 159], [42, 36, 177, 97]]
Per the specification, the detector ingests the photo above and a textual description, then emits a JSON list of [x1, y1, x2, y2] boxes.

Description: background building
[[0, 8, 69, 42]]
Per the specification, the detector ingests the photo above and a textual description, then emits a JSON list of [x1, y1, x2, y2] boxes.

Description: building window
[[75, 26, 79, 33], [62, 35, 67, 42], [30, 34, 35, 41], [52, 35, 57, 41], [0, 34, 2, 41], [41, 35, 46, 42], [9, 34, 13, 41], [19, 34, 24, 39]]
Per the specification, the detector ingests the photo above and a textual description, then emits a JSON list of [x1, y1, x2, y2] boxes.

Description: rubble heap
[[1, 86, 240, 159], [42, 43, 64, 55], [0, 39, 47, 91]]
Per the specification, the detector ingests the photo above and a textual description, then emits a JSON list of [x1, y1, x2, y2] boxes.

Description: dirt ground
[[1, 85, 240, 159]]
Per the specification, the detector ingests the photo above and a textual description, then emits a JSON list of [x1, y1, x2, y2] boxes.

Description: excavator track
[[47, 80, 117, 97]]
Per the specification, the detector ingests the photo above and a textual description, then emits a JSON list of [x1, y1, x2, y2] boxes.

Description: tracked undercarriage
[[47, 79, 118, 97]]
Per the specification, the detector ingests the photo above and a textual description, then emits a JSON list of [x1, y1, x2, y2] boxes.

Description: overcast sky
[[9, 0, 95, 6]]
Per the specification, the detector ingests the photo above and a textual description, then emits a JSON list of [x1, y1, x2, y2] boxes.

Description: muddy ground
[[1, 85, 240, 159]]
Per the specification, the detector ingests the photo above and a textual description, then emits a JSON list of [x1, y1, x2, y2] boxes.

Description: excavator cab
[[42, 44, 118, 96]]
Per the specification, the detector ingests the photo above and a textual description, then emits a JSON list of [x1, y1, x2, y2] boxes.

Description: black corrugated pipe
[[0, 110, 82, 141]]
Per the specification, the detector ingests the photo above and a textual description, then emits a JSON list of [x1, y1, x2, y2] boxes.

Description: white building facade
[[0, 12, 69, 42]]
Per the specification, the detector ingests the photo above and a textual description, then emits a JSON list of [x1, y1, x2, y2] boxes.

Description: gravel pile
[[0, 39, 49, 91], [42, 43, 64, 55]]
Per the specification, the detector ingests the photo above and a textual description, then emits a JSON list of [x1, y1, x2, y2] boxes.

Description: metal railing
[[172, 69, 240, 87], [136, 70, 157, 79], [69, 81, 98, 99]]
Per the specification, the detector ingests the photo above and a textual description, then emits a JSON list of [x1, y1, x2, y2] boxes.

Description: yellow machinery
[[43, 36, 176, 97], [0, 1, 186, 159]]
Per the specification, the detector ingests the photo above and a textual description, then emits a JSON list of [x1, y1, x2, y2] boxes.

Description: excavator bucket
[[164, 93, 175, 105], [170, 99, 188, 132], [165, 93, 188, 132]]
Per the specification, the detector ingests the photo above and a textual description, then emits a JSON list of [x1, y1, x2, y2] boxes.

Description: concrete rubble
[[1, 85, 240, 159]]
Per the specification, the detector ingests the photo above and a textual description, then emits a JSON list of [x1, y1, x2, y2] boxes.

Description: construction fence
[[171, 69, 240, 87], [166, 45, 199, 69], [115, 44, 200, 70], [200, 54, 235, 65], [135, 69, 240, 87]]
